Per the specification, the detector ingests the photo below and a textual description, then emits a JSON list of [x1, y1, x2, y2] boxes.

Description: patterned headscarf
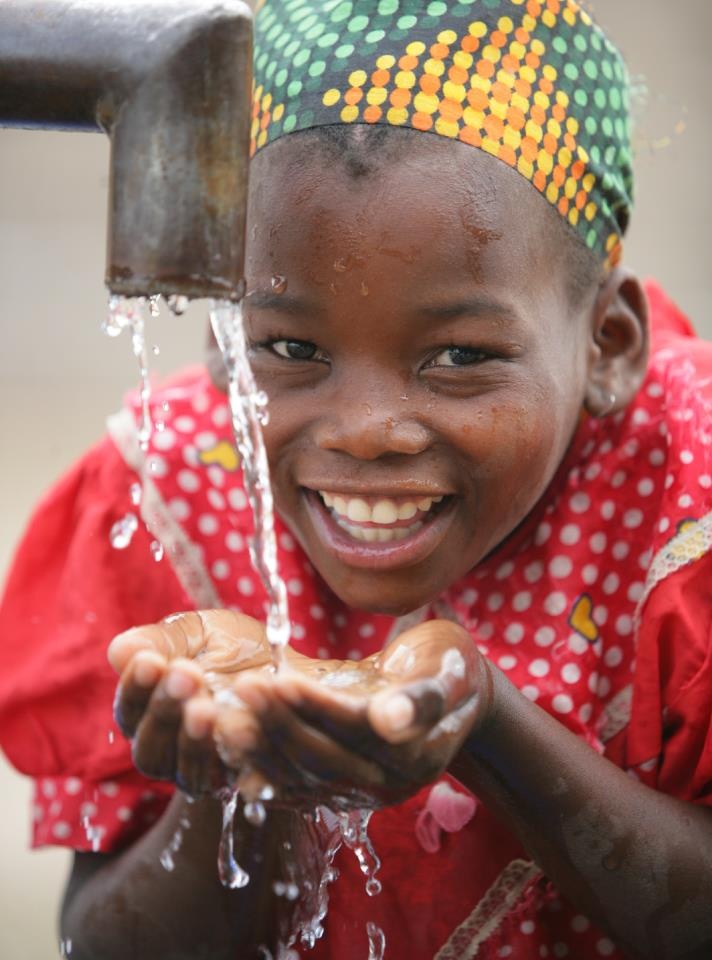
[[250, 0, 633, 265]]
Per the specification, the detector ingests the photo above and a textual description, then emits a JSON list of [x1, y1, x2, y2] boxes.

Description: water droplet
[[152, 344, 160, 356], [360, 281, 369, 297], [161, 401, 170, 414], [167, 294, 189, 316], [338, 810, 382, 896], [258, 784, 275, 802], [243, 800, 266, 826], [150, 540, 164, 562], [110, 513, 139, 550], [367, 922, 386, 960], [129, 482, 142, 506], [154, 419, 165, 432], [218, 790, 250, 889], [103, 294, 138, 337], [271, 275, 288, 294], [107, 730, 115, 744], [149, 296, 161, 318], [400, 394, 409, 401], [333, 258, 347, 273]]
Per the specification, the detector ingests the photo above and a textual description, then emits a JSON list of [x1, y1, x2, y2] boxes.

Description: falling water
[[218, 789, 250, 889], [209, 299, 290, 666], [106, 296, 152, 453], [367, 923, 386, 960], [159, 815, 190, 872], [338, 810, 383, 897]]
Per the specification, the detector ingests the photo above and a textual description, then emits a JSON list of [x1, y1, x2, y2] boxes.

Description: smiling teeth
[[319, 492, 443, 524], [342, 522, 424, 542]]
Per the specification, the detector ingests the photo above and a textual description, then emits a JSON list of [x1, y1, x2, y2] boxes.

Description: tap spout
[[0, 0, 253, 300]]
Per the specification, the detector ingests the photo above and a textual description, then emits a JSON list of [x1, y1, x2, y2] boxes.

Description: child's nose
[[314, 405, 431, 461]]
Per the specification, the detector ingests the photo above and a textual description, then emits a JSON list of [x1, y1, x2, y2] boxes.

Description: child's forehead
[[249, 132, 555, 259], [245, 136, 575, 326]]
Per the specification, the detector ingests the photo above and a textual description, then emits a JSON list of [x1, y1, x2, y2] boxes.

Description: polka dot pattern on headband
[[251, 0, 633, 264]]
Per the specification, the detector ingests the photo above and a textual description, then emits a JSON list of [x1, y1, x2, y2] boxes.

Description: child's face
[[241, 135, 596, 615]]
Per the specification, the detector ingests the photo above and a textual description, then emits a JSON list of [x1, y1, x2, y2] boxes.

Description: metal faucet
[[0, 0, 253, 300]]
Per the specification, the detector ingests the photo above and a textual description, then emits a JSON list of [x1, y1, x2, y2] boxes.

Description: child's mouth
[[318, 491, 445, 541], [302, 488, 455, 570]]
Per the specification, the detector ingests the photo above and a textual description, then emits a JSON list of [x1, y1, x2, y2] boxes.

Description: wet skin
[[240, 135, 596, 615]]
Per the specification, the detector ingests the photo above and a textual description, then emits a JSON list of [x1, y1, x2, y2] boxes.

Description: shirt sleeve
[[0, 435, 189, 849], [626, 550, 712, 806]]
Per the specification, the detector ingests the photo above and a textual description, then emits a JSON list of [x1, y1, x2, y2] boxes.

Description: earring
[[599, 391, 617, 417]]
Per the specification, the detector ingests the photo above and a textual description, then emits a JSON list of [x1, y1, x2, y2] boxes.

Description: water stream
[[208, 299, 291, 665], [107, 294, 385, 956]]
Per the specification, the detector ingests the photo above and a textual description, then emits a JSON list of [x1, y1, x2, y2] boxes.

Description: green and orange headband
[[251, 0, 633, 265]]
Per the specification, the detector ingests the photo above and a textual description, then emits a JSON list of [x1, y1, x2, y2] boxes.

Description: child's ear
[[584, 267, 649, 417]]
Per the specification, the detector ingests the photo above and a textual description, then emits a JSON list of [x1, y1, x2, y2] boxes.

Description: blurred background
[[0, 1, 710, 957]]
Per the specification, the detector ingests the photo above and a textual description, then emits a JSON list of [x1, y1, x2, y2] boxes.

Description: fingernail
[[134, 657, 160, 687], [165, 670, 195, 700], [382, 693, 415, 732], [184, 709, 211, 741]]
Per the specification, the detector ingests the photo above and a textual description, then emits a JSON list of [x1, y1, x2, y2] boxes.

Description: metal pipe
[[0, 0, 253, 300]]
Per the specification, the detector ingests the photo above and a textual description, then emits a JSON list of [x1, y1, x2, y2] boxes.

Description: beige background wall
[[0, 2, 710, 957]]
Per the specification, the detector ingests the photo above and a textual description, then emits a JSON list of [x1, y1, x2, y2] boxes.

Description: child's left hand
[[217, 619, 491, 809]]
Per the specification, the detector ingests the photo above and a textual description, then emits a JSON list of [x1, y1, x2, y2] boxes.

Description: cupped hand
[[215, 619, 494, 810], [108, 609, 278, 795]]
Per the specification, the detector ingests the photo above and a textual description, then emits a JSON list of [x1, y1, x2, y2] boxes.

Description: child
[[1, 1, 711, 957]]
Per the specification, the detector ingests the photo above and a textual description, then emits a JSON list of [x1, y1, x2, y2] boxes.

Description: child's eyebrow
[[417, 296, 520, 325], [243, 291, 320, 316]]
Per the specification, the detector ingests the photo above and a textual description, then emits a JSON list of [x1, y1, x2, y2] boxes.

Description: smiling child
[[1, 1, 712, 959]]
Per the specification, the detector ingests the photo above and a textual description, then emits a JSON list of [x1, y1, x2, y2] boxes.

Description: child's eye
[[270, 339, 323, 361], [429, 346, 492, 367]]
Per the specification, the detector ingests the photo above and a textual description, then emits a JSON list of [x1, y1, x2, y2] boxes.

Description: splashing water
[[367, 923, 386, 960], [338, 810, 382, 897], [150, 539, 165, 562], [159, 817, 189, 872], [209, 299, 290, 666], [218, 789, 250, 889], [109, 512, 139, 550]]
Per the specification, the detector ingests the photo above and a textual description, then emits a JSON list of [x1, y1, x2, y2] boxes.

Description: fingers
[[369, 620, 484, 744], [368, 678, 448, 744], [177, 697, 223, 796], [116, 651, 226, 795], [216, 675, 387, 803], [108, 614, 200, 674], [131, 659, 202, 777], [114, 650, 168, 738]]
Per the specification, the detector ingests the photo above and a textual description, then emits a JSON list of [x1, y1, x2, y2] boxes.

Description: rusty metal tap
[[0, 0, 253, 300]]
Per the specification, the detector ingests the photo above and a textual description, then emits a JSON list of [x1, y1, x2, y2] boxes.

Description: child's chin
[[316, 566, 441, 619]]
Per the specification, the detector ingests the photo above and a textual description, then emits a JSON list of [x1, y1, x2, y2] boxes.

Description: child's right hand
[[108, 609, 275, 795]]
